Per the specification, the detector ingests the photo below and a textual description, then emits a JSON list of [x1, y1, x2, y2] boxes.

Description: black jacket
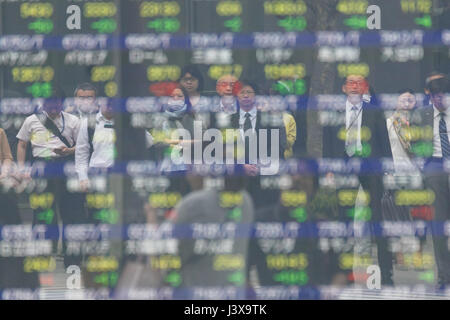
[[226, 109, 287, 162], [323, 102, 392, 159]]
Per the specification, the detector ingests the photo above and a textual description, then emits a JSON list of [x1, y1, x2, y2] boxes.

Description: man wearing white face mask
[[75, 100, 116, 192], [66, 83, 99, 118]]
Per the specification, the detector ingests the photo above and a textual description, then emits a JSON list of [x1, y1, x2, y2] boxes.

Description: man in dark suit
[[323, 74, 394, 285], [323, 75, 391, 160], [225, 80, 286, 209], [416, 75, 450, 288]]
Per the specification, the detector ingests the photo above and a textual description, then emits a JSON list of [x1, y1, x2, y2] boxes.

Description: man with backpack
[[75, 99, 115, 193], [16, 87, 82, 269]]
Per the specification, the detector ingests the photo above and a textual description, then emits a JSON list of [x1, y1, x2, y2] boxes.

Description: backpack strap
[[36, 112, 72, 148]]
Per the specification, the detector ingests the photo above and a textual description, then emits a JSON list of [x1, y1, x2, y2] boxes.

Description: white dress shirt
[[191, 96, 211, 113], [345, 99, 363, 155], [75, 111, 115, 180], [219, 96, 238, 114], [432, 105, 450, 158], [16, 111, 80, 159]]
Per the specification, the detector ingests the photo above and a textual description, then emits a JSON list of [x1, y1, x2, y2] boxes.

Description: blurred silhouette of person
[[0, 127, 39, 289], [172, 172, 254, 298]]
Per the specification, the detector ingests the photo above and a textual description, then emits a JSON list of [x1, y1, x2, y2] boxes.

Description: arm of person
[[172, 193, 202, 267], [16, 117, 31, 171], [0, 159, 13, 179], [284, 113, 297, 149], [377, 109, 392, 159], [53, 146, 76, 156], [283, 113, 297, 158], [145, 131, 154, 148], [277, 120, 287, 160], [75, 119, 90, 189], [0, 129, 14, 178], [16, 139, 29, 178]]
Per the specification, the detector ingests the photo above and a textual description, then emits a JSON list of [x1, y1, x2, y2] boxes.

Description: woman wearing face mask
[[162, 86, 194, 134], [148, 85, 195, 174]]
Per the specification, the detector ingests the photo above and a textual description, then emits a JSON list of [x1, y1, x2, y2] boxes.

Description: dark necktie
[[439, 113, 450, 158], [243, 113, 252, 163], [243, 113, 252, 132]]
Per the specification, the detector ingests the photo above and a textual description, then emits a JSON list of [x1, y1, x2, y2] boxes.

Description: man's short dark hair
[[428, 77, 450, 95], [49, 85, 66, 104], [425, 71, 446, 90], [398, 88, 415, 95], [74, 83, 97, 97], [238, 79, 260, 95]]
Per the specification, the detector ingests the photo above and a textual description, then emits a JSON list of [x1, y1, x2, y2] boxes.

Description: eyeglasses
[[399, 98, 416, 104], [180, 77, 198, 82], [239, 90, 255, 96], [218, 82, 236, 87], [76, 96, 95, 100], [346, 80, 365, 86]]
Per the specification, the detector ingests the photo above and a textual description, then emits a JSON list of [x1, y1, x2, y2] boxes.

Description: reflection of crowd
[[1, 67, 450, 293]]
